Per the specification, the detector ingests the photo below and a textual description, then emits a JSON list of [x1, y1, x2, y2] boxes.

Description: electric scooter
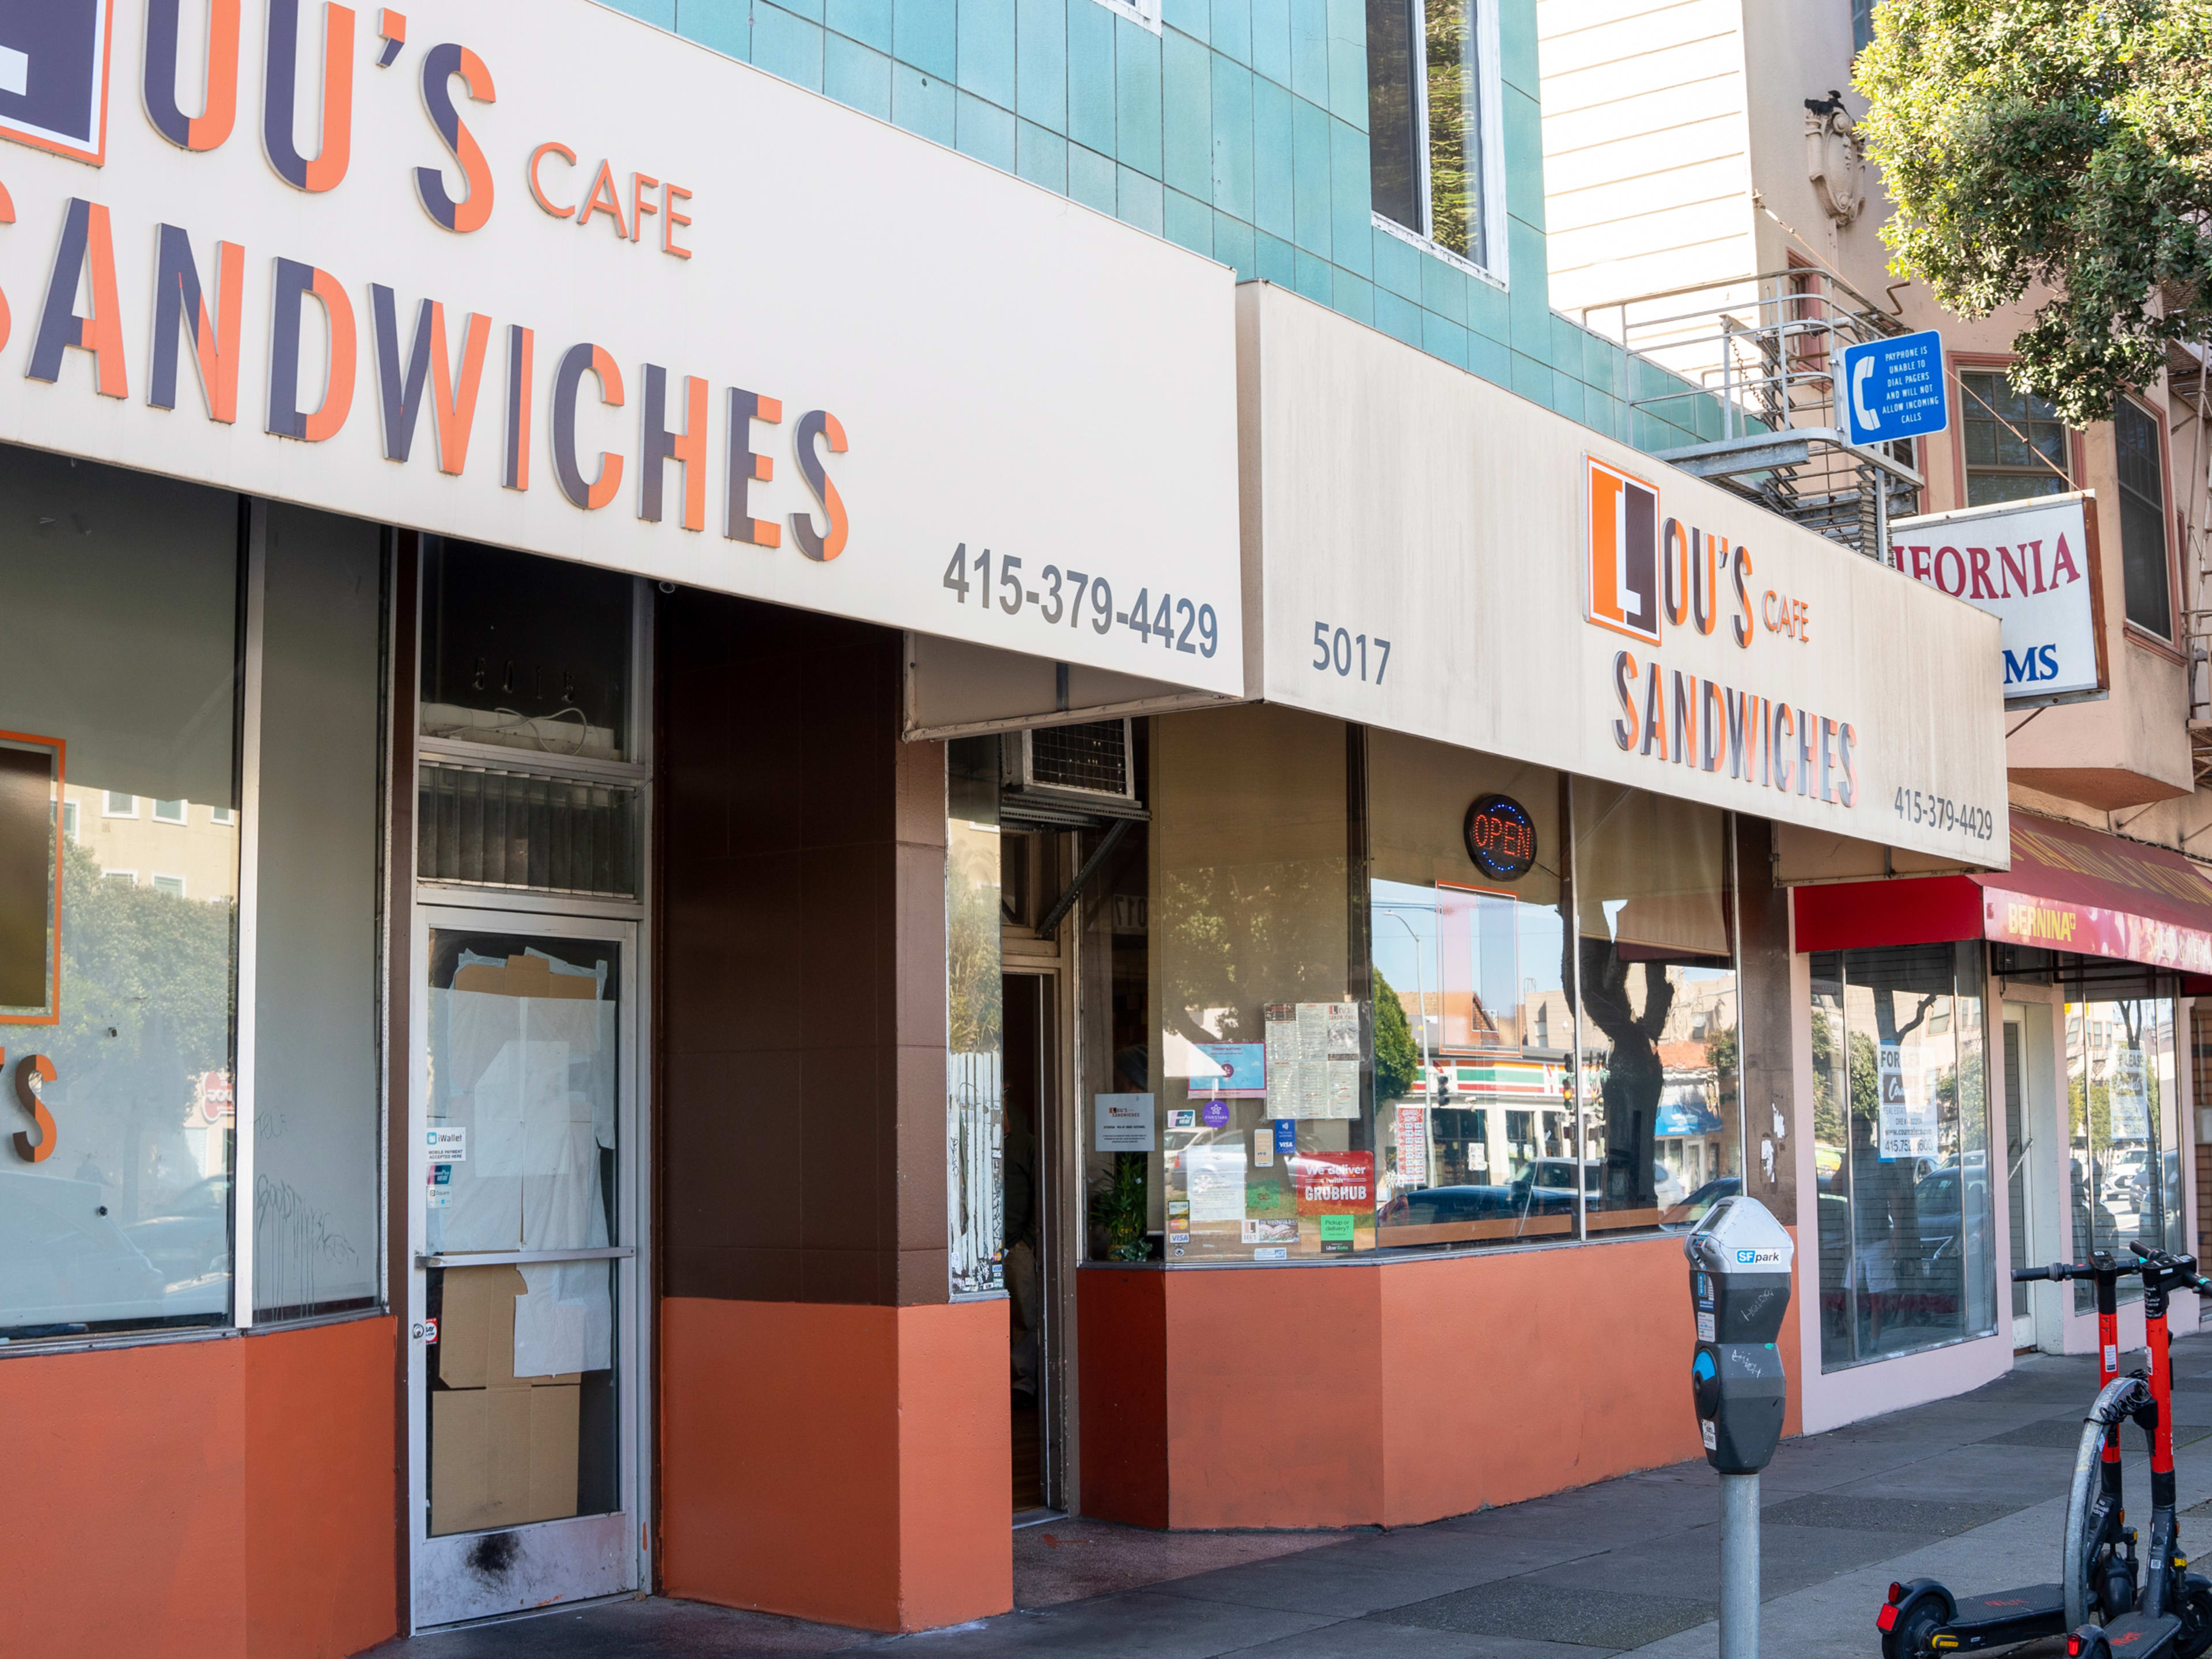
[[1878, 1253, 2134, 1658], [2061, 1243, 2212, 1659]]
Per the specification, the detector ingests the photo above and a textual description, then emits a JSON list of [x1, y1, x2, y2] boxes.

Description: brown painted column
[[654, 591, 1006, 1631]]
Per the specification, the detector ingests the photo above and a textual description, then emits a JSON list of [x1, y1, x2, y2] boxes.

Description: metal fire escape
[[1578, 266, 1924, 562]]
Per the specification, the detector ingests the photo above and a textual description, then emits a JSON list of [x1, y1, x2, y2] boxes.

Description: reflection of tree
[[1159, 859, 1346, 1050], [1812, 1010, 1843, 1146], [946, 830, 1002, 1056], [1373, 968, 1418, 1105], [1574, 940, 1675, 1206], [14, 839, 236, 1219]]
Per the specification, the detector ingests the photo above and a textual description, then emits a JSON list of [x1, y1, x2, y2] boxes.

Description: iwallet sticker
[[425, 1126, 466, 1162]]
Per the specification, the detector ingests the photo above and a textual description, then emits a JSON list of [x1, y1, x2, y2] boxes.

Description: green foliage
[[1372, 967, 1421, 1105], [1089, 1153, 1150, 1261], [48, 836, 233, 1081], [1857, 0, 2212, 423]]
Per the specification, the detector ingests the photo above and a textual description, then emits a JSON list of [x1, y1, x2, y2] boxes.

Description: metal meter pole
[[1721, 1471, 1759, 1659]]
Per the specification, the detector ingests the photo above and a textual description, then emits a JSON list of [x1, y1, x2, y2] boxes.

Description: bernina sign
[[1890, 493, 2108, 708], [1240, 283, 2008, 869], [0, 0, 1243, 696]]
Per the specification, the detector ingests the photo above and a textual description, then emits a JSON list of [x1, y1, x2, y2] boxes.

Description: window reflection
[[2066, 978, 2183, 1308], [1572, 781, 1740, 1232], [1812, 944, 1994, 1369]]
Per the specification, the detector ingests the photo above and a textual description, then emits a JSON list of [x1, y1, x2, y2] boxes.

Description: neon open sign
[[1464, 794, 1536, 881]]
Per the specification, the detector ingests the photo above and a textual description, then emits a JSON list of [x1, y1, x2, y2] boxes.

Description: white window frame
[[152, 798, 187, 825], [1084, 0, 1161, 35], [210, 804, 234, 825], [60, 799, 77, 840], [151, 872, 187, 897], [103, 791, 137, 818], [104, 869, 138, 885], [1369, 0, 1509, 290]]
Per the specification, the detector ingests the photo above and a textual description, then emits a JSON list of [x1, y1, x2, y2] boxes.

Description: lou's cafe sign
[[0, 0, 1243, 697], [1892, 492, 2108, 707]]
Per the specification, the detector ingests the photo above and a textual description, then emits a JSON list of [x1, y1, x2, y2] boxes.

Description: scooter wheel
[[2177, 1585, 2212, 1659], [1881, 1594, 1947, 1659]]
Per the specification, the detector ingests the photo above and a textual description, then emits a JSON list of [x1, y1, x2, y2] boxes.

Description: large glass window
[[1370, 733, 1571, 1245], [253, 506, 387, 1321], [1960, 370, 2070, 506], [1810, 943, 1994, 1370], [1366, 0, 1490, 266], [1573, 781, 1740, 1232], [2066, 969, 2183, 1307], [948, 737, 1005, 1294], [2115, 399, 2172, 638], [1152, 704, 1358, 1263], [0, 449, 241, 1340], [1063, 713, 1742, 1265]]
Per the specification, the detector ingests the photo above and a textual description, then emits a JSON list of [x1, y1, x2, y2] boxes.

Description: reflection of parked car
[[1512, 1159, 1601, 1215], [1662, 1175, 1739, 1229], [125, 1175, 231, 1290], [1914, 1165, 1987, 1268], [1379, 1185, 1517, 1228], [0, 1173, 167, 1334]]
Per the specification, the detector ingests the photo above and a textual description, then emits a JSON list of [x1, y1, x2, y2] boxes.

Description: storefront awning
[[1793, 811, 2212, 975]]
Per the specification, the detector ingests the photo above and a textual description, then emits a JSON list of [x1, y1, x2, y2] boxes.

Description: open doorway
[[1002, 972, 1050, 1516]]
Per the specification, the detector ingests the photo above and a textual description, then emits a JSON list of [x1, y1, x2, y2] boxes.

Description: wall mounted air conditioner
[[999, 719, 1146, 828]]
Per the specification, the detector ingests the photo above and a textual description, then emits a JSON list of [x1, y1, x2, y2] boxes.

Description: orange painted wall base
[[0, 1315, 399, 1659], [660, 1296, 1012, 1633], [1081, 1232, 1804, 1529]]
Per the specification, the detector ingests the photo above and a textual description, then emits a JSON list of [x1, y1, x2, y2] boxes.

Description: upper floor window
[[152, 798, 186, 824], [2115, 398, 2172, 639], [1851, 0, 1876, 53], [1367, 0, 1495, 270], [103, 790, 137, 817], [1960, 370, 2070, 506]]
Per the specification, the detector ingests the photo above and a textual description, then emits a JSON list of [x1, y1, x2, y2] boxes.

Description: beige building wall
[[65, 783, 239, 902]]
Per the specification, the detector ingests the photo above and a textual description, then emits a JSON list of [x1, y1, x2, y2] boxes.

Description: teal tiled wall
[[608, 0, 1713, 450]]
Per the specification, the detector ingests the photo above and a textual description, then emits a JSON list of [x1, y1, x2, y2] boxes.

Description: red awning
[[1793, 812, 2212, 976]]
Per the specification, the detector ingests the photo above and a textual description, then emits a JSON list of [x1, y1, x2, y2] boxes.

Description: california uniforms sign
[[0, 0, 1243, 698], [1891, 493, 2107, 708]]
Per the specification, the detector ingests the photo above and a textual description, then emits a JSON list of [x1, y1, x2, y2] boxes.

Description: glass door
[[408, 908, 642, 1627]]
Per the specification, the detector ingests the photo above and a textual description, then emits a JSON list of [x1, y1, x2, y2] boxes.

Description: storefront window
[[0, 449, 241, 1340], [1151, 705, 1359, 1262], [1810, 943, 1994, 1370], [2066, 969, 2183, 1306], [1573, 781, 1740, 1233], [947, 738, 1005, 1294], [1369, 732, 1571, 1246], [252, 505, 386, 1321]]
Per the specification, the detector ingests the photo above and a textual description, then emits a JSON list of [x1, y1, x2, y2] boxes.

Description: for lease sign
[[1891, 493, 2107, 707]]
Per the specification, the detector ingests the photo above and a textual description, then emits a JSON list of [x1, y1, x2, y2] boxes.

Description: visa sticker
[[1254, 1247, 1287, 1261]]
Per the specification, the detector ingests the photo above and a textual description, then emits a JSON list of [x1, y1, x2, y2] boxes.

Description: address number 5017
[[1312, 622, 1391, 684]]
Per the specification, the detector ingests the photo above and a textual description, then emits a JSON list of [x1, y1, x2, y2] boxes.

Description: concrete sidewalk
[[373, 1337, 2212, 1658]]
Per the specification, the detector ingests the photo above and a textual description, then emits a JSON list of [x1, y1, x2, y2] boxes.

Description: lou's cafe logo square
[[1584, 456, 1662, 645]]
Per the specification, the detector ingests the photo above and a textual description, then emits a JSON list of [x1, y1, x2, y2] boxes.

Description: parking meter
[[1685, 1195, 1793, 1475]]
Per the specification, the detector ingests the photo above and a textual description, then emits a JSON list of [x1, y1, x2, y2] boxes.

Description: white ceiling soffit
[[903, 631, 1238, 740]]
